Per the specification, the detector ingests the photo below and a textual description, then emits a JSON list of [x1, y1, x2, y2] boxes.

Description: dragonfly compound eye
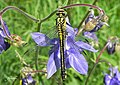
[[56, 9, 66, 16]]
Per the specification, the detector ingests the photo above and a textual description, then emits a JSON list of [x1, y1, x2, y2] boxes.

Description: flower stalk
[[0, 6, 39, 22], [96, 42, 109, 63], [85, 42, 111, 85], [61, 4, 104, 14], [0, 4, 105, 32], [85, 60, 112, 85]]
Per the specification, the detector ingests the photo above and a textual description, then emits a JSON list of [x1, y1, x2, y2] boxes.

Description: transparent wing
[[39, 17, 71, 40], [40, 25, 58, 39]]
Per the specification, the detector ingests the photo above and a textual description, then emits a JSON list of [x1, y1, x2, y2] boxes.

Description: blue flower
[[21, 74, 36, 85], [0, 35, 10, 53], [107, 41, 116, 54], [0, 20, 10, 53], [104, 67, 120, 85], [31, 18, 97, 79], [106, 37, 120, 54], [83, 9, 108, 41]]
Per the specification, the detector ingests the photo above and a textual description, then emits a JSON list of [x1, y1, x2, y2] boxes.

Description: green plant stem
[[35, 22, 45, 85], [35, 46, 45, 85], [0, 4, 104, 32], [66, 0, 76, 24], [85, 61, 98, 85], [0, 6, 57, 28], [35, 46, 39, 71], [0, 6, 39, 22], [96, 42, 109, 63], [38, 3, 105, 30], [61, 4, 104, 13], [40, 10, 57, 23], [37, 10, 57, 31], [85, 60, 112, 85], [85, 42, 109, 85], [23, 70, 47, 74], [12, 73, 20, 85]]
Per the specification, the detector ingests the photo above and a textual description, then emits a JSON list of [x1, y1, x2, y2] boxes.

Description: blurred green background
[[0, 0, 120, 85]]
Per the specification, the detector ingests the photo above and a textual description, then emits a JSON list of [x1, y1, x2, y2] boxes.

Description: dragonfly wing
[[31, 32, 51, 46]]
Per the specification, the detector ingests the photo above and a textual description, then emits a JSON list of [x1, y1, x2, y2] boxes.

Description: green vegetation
[[0, 0, 120, 85]]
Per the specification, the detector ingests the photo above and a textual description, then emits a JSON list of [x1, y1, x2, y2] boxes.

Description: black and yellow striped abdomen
[[56, 9, 66, 81]]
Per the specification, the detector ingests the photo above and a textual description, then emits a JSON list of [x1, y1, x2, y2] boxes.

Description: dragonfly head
[[56, 8, 66, 17]]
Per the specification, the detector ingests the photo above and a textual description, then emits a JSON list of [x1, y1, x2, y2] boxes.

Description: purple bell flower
[[0, 35, 10, 53], [107, 41, 116, 54], [83, 9, 108, 41], [104, 67, 120, 85], [31, 18, 97, 79], [0, 19, 10, 53], [21, 74, 36, 85]]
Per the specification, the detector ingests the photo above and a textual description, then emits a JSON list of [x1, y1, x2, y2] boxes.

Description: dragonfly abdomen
[[56, 9, 66, 81], [58, 24, 66, 80]]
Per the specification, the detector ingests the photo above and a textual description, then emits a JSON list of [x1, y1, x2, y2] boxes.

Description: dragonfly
[[56, 8, 66, 81], [24, 8, 68, 81]]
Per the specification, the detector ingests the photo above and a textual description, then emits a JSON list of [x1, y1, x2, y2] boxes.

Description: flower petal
[[85, 12, 94, 24], [104, 74, 112, 85], [49, 43, 59, 56], [83, 32, 98, 41], [65, 51, 71, 68], [90, 22, 104, 32], [49, 38, 59, 45], [22, 74, 36, 85], [22, 78, 27, 85], [66, 17, 76, 39], [0, 34, 5, 45], [66, 57, 71, 68], [47, 53, 57, 79], [66, 23, 75, 39], [68, 48, 88, 74], [110, 67, 120, 81], [107, 42, 115, 54], [0, 45, 4, 54], [27, 75, 36, 84], [116, 72, 120, 81], [0, 21, 10, 37], [47, 48, 60, 79], [85, 9, 95, 24], [31, 32, 51, 46], [74, 28, 78, 36], [110, 78, 120, 85], [75, 41, 98, 52], [104, 67, 120, 85], [4, 41, 10, 51], [0, 35, 10, 53]]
